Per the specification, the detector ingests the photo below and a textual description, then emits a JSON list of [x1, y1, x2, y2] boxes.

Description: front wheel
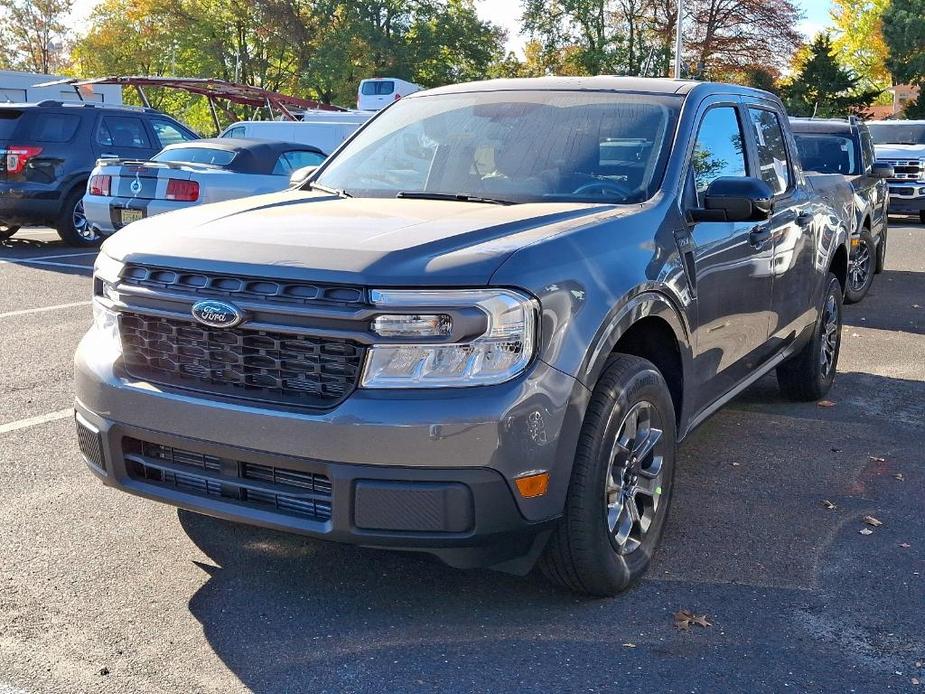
[[845, 230, 875, 303], [56, 190, 102, 247], [776, 273, 843, 401], [539, 354, 677, 596], [875, 227, 887, 274], [0, 223, 19, 241]]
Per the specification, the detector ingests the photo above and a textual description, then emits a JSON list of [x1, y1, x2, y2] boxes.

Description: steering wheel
[[571, 177, 633, 200]]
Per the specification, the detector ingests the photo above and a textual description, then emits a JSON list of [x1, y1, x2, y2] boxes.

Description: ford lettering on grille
[[191, 300, 244, 328]]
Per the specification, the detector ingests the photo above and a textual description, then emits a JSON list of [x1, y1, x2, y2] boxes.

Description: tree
[[781, 34, 880, 118], [903, 89, 925, 118], [831, 0, 891, 93], [0, 0, 73, 74], [882, 0, 925, 86]]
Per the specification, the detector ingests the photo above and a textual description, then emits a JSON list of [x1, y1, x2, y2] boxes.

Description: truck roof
[[789, 118, 856, 135], [418, 76, 776, 100]]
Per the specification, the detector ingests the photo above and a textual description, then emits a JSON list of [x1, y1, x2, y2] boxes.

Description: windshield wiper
[[396, 191, 516, 205], [310, 182, 352, 198]]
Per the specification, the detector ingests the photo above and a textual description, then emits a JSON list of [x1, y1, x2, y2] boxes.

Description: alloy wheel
[[73, 199, 98, 242], [604, 401, 665, 555], [848, 240, 872, 293], [820, 293, 839, 377]]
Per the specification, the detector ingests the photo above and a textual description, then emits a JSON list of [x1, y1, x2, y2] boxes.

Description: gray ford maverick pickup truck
[[75, 77, 851, 596]]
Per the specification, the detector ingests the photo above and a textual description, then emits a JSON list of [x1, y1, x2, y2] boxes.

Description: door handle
[[749, 226, 772, 247], [796, 211, 813, 228]]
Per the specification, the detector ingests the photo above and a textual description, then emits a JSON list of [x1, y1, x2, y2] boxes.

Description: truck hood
[[874, 144, 925, 160], [103, 191, 618, 285]]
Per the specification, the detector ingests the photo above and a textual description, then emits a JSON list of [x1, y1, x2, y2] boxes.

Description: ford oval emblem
[[191, 300, 244, 328]]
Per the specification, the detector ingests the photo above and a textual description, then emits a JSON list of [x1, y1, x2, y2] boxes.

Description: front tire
[[845, 230, 875, 303], [776, 273, 843, 401], [540, 354, 677, 596], [0, 223, 19, 241], [56, 189, 102, 247]]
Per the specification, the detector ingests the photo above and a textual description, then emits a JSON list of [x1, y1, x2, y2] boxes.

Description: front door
[[683, 103, 775, 412]]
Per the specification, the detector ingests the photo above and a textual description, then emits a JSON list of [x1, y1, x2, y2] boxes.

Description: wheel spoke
[[632, 426, 662, 464], [612, 501, 633, 546], [638, 455, 663, 480]]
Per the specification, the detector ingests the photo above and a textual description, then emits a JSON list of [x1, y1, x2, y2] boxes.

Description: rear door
[[743, 102, 818, 346], [683, 98, 775, 411], [93, 114, 159, 161]]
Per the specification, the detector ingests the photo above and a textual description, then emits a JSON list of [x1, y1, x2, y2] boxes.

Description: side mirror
[[870, 162, 894, 179], [689, 177, 775, 223], [289, 165, 318, 189]]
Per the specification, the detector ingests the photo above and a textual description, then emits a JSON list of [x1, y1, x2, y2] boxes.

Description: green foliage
[[830, 0, 891, 93], [0, 0, 73, 73], [781, 34, 880, 118], [902, 89, 925, 118], [883, 0, 925, 86]]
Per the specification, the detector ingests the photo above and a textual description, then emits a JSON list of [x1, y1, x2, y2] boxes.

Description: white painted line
[[7, 259, 94, 270], [0, 408, 73, 435], [0, 300, 91, 319], [0, 251, 98, 265]]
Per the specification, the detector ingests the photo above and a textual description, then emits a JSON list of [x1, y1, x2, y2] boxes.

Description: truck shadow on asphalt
[[841, 269, 924, 335], [173, 365, 923, 690]]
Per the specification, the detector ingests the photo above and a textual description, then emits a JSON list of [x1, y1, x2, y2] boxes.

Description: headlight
[[92, 300, 121, 352], [361, 289, 539, 388], [93, 252, 123, 284]]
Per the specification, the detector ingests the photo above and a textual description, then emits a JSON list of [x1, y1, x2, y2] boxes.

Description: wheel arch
[[830, 243, 849, 293]]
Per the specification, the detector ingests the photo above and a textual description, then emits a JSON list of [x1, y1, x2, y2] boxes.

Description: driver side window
[[691, 107, 748, 206]]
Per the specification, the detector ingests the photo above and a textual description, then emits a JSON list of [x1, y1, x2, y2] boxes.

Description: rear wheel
[[0, 223, 19, 241], [540, 354, 676, 596], [56, 189, 102, 247], [776, 273, 843, 401], [845, 230, 875, 303]]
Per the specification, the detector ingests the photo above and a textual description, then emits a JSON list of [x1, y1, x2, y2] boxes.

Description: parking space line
[[5, 259, 95, 271], [0, 408, 73, 435], [0, 301, 91, 319], [0, 251, 98, 265]]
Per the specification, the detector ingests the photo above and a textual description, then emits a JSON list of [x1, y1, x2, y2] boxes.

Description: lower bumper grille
[[123, 438, 333, 522], [76, 415, 105, 471], [119, 313, 364, 409]]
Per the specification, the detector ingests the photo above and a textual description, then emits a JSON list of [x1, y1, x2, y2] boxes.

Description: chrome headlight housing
[[91, 253, 123, 352], [361, 288, 539, 388]]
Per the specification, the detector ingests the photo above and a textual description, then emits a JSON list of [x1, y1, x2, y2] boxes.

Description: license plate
[[120, 208, 143, 225]]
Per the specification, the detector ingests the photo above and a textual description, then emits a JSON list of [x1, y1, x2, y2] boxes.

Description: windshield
[[152, 147, 236, 167], [315, 90, 681, 204], [868, 123, 925, 145], [794, 134, 857, 174]]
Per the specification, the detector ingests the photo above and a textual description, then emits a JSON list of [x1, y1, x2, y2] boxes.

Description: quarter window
[[691, 106, 747, 205], [748, 108, 791, 194], [151, 119, 193, 148]]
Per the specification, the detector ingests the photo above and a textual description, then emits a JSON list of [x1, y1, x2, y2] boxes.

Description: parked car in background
[[357, 77, 421, 111], [0, 100, 197, 245], [83, 138, 325, 241], [868, 119, 925, 224], [791, 117, 893, 302], [77, 77, 853, 596], [220, 111, 371, 156]]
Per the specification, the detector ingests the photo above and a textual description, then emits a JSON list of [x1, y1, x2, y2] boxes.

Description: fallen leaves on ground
[[869, 456, 886, 463], [817, 400, 837, 408], [895, 473, 905, 481], [900, 543, 911, 549], [864, 515, 883, 527], [822, 500, 837, 510], [860, 528, 874, 536], [622, 643, 636, 648], [674, 609, 712, 630]]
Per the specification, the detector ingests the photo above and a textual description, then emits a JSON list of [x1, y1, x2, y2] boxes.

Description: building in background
[[0, 70, 122, 105]]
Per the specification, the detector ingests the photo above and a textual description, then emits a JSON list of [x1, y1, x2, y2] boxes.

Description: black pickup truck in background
[[791, 117, 894, 303]]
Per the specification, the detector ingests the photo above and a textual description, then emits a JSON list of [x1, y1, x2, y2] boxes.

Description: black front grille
[[123, 438, 332, 522], [892, 187, 916, 196], [120, 313, 364, 408], [121, 264, 366, 306]]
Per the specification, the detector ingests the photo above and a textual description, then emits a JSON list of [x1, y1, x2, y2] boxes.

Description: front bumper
[[74, 330, 589, 571], [887, 184, 925, 214]]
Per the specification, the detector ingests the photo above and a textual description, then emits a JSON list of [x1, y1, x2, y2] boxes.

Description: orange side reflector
[[515, 472, 550, 498], [850, 237, 860, 248]]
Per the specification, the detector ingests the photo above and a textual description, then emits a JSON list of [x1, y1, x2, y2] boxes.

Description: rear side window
[[272, 150, 325, 175], [361, 81, 394, 96], [223, 126, 246, 138], [691, 106, 748, 205], [0, 109, 23, 139], [151, 119, 194, 147], [152, 147, 236, 166], [97, 116, 151, 148], [793, 134, 856, 175], [748, 108, 792, 195], [27, 113, 80, 143]]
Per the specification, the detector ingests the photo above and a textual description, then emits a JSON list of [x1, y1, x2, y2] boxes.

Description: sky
[[72, 0, 836, 58]]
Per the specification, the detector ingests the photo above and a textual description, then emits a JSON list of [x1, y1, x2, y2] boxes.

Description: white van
[[220, 111, 372, 156], [357, 77, 421, 111]]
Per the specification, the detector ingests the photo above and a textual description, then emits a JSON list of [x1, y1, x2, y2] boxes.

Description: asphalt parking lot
[[1, 223, 922, 693]]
